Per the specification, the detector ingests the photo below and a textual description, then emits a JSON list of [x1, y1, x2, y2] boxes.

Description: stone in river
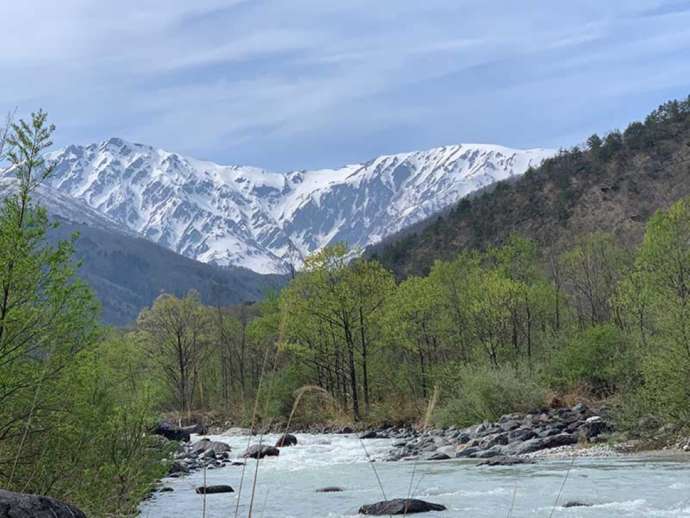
[[195, 485, 234, 494], [242, 444, 280, 459], [275, 433, 298, 447], [563, 501, 593, 508], [427, 451, 451, 461], [358, 498, 447, 515], [316, 486, 344, 492]]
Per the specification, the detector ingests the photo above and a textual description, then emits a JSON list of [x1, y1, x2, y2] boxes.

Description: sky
[[2, 0, 690, 170]]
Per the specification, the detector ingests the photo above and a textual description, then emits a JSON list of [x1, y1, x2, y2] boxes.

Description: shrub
[[434, 364, 546, 427], [546, 324, 635, 396]]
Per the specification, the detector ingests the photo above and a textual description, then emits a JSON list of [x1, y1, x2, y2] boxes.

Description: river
[[139, 432, 690, 517]]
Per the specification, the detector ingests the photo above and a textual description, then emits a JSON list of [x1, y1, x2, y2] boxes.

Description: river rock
[[182, 423, 208, 435], [579, 416, 612, 439], [191, 439, 232, 455], [0, 489, 86, 518], [153, 421, 190, 442], [360, 430, 378, 439], [427, 451, 451, 461], [359, 498, 447, 515], [168, 460, 189, 474], [275, 433, 298, 447], [242, 444, 280, 459], [563, 501, 592, 508], [316, 487, 344, 492], [195, 485, 234, 494]]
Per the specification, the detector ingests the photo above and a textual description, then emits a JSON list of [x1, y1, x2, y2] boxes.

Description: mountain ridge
[[46, 138, 554, 273]]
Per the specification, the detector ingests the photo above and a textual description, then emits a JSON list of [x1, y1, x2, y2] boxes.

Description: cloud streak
[[1, 0, 689, 169]]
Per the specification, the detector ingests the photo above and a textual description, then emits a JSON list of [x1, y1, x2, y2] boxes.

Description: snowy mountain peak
[[46, 139, 555, 273]]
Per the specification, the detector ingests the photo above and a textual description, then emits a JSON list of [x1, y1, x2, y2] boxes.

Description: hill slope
[[0, 178, 285, 325], [373, 96, 690, 277], [46, 140, 552, 273]]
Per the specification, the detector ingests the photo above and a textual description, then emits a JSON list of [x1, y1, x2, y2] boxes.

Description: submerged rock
[[275, 433, 298, 447], [0, 489, 86, 518], [195, 485, 234, 494], [562, 501, 593, 508], [478, 456, 535, 466], [360, 430, 378, 439], [316, 486, 344, 493], [359, 498, 446, 515], [242, 444, 280, 459]]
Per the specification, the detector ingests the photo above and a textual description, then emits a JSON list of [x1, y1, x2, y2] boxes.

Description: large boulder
[[275, 433, 298, 447], [359, 498, 446, 515], [242, 444, 280, 459], [0, 489, 86, 518], [153, 421, 190, 442]]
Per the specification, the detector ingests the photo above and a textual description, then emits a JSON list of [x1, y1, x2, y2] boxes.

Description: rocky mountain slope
[[46, 139, 553, 274]]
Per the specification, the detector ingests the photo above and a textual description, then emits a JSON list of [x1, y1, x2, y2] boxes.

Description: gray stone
[[0, 489, 86, 518], [359, 498, 446, 515], [242, 444, 280, 459], [195, 485, 234, 494]]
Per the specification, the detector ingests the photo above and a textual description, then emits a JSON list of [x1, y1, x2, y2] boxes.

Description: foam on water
[[140, 434, 690, 518]]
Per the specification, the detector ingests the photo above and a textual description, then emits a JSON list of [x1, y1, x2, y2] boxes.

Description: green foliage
[[137, 291, 211, 416], [0, 112, 166, 516], [627, 197, 690, 422], [38, 334, 168, 516], [435, 364, 546, 427], [547, 324, 633, 395]]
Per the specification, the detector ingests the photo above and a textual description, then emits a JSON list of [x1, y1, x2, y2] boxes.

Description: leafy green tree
[[0, 112, 99, 487], [631, 198, 690, 421], [559, 232, 630, 328], [137, 290, 210, 419]]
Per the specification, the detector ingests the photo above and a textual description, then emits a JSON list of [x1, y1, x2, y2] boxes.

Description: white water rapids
[[139, 432, 690, 517]]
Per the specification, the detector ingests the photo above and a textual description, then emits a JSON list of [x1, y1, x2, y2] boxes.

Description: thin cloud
[[1, 1, 688, 170]]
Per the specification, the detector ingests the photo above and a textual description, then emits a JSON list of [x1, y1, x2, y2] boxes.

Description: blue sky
[[2, 0, 690, 170]]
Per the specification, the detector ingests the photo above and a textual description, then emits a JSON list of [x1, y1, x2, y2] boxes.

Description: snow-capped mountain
[[46, 138, 554, 274]]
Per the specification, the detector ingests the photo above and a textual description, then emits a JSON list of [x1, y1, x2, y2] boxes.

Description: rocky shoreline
[[373, 404, 616, 462], [154, 403, 690, 484]]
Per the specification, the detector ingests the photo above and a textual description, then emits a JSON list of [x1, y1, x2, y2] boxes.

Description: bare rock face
[[359, 498, 447, 515], [0, 489, 86, 518]]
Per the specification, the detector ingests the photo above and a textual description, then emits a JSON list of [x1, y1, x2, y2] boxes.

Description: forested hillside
[[49, 219, 286, 325], [373, 97, 690, 277]]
